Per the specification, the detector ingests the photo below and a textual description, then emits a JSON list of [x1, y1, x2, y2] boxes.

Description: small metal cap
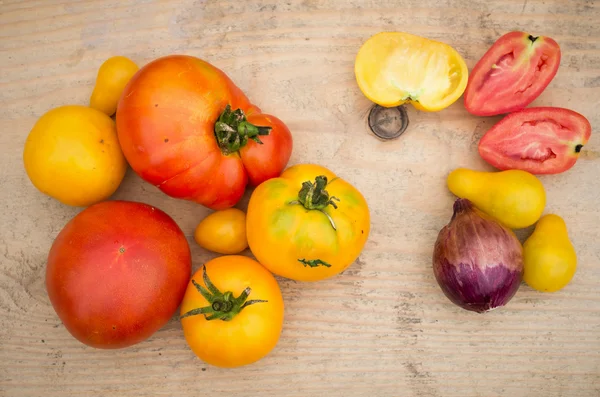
[[368, 105, 409, 140]]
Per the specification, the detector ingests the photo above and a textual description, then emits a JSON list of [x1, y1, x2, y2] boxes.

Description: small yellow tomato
[[523, 214, 577, 292], [194, 208, 248, 254], [90, 56, 139, 116], [180, 255, 284, 368], [23, 105, 128, 207]]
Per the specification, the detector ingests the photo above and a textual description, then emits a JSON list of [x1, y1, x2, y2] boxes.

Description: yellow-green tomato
[[246, 164, 371, 282], [194, 208, 248, 254], [90, 56, 139, 116]]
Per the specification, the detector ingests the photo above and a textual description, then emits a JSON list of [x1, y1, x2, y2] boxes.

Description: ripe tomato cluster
[[36, 54, 371, 368]]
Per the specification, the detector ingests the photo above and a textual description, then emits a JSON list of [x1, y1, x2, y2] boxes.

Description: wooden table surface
[[1, 1, 599, 396]]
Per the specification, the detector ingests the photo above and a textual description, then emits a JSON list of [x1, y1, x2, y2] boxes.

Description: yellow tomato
[[23, 105, 127, 207], [90, 56, 139, 116], [447, 168, 546, 229], [194, 208, 248, 254], [246, 164, 371, 282], [523, 214, 577, 292], [355, 31, 468, 111], [180, 255, 284, 368]]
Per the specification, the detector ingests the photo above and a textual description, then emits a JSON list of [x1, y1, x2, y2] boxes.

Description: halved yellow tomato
[[355, 32, 469, 111]]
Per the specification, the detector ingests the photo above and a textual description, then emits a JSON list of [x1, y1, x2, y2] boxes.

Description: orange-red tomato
[[180, 255, 284, 368], [116, 55, 293, 210], [45, 200, 191, 349]]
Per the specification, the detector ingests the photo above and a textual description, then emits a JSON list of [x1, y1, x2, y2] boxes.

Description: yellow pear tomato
[[246, 164, 371, 282], [23, 105, 127, 207], [523, 214, 577, 292], [355, 31, 469, 111], [180, 255, 284, 368], [447, 168, 546, 229], [90, 56, 139, 116], [194, 208, 248, 254]]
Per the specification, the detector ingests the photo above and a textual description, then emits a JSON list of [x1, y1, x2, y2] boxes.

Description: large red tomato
[[464, 31, 561, 116], [45, 200, 192, 349], [478, 107, 591, 175], [116, 55, 293, 210]]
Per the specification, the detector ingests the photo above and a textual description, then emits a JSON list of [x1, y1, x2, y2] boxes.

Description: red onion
[[432, 198, 524, 313]]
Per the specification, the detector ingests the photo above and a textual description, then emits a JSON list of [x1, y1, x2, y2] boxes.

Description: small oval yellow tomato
[[180, 255, 284, 368], [23, 105, 128, 207], [355, 31, 468, 111], [90, 56, 139, 116], [523, 214, 577, 292], [246, 164, 371, 282], [194, 208, 248, 254]]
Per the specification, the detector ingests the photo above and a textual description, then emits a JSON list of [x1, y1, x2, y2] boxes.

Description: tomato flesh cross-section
[[478, 107, 592, 175], [354, 32, 469, 112], [464, 31, 561, 116]]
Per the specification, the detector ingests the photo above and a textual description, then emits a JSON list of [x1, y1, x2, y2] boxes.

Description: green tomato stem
[[214, 104, 271, 155], [298, 175, 339, 210], [289, 175, 340, 230], [180, 265, 267, 322]]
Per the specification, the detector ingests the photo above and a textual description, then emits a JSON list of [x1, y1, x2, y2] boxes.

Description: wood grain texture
[[1, 0, 599, 396]]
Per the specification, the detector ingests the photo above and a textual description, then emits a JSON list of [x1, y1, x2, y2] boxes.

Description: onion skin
[[433, 198, 524, 313]]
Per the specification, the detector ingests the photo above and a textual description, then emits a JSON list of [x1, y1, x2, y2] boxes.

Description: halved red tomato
[[464, 31, 561, 116], [478, 107, 592, 175]]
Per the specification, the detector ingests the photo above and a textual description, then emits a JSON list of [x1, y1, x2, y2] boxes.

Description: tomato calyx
[[289, 175, 340, 230], [180, 265, 267, 321], [296, 175, 339, 211], [214, 105, 272, 155]]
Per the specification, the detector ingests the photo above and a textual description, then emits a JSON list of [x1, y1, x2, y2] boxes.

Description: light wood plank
[[1, 0, 599, 396]]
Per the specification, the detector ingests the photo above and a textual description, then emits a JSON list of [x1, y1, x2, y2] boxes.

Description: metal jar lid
[[368, 105, 409, 140]]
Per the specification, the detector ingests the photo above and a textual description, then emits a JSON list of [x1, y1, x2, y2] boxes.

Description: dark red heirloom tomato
[[45, 200, 192, 349], [478, 107, 592, 175], [464, 31, 561, 116], [116, 55, 293, 210]]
